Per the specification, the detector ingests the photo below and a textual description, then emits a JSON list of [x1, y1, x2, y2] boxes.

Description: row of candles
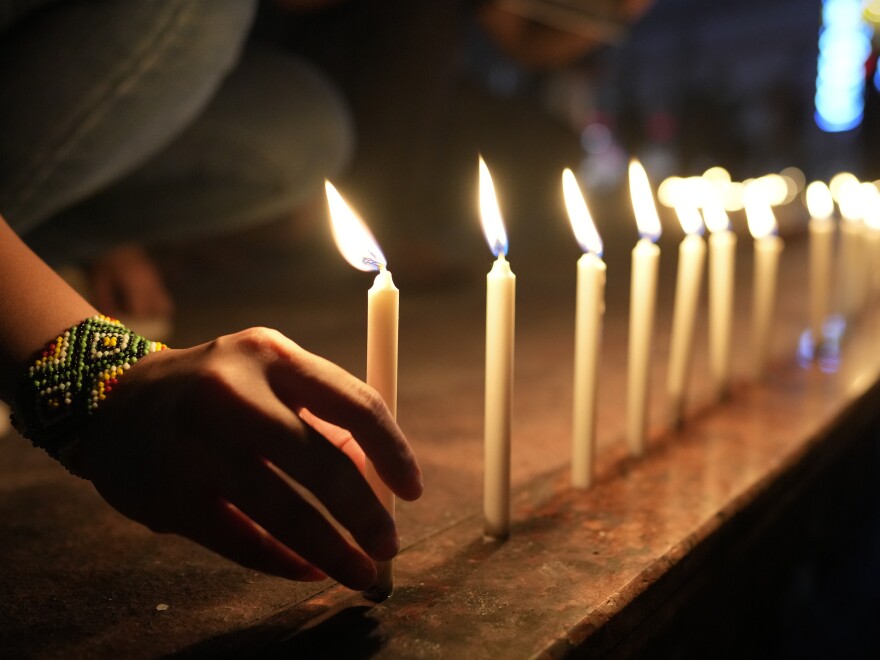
[[323, 160, 875, 595]]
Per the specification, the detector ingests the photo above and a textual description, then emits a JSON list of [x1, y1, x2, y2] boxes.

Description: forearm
[[0, 214, 96, 401]]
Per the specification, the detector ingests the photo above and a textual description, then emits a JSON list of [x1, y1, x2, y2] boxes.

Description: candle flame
[[628, 159, 662, 242], [838, 179, 868, 222], [325, 180, 386, 272], [863, 185, 880, 230], [805, 181, 834, 220], [702, 193, 731, 233], [562, 168, 603, 256], [744, 195, 778, 240], [479, 156, 509, 257], [674, 204, 705, 236]]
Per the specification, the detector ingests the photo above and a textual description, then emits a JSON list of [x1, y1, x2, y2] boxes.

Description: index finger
[[267, 344, 423, 501]]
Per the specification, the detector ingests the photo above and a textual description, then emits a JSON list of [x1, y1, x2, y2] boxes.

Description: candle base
[[362, 561, 393, 602], [483, 528, 510, 543], [668, 399, 685, 430]]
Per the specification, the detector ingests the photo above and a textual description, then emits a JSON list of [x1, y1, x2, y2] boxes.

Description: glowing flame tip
[[325, 180, 386, 272], [478, 156, 509, 257], [628, 159, 662, 242], [562, 168, 603, 256]]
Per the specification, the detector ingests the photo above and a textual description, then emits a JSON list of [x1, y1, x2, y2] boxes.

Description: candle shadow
[[171, 603, 385, 659]]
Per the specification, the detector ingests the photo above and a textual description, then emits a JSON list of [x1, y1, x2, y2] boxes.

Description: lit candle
[[666, 204, 706, 426], [837, 179, 866, 319], [745, 194, 783, 378], [562, 168, 605, 489], [863, 186, 880, 299], [325, 181, 399, 596], [703, 193, 737, 399], [479, 157, 516, 540], [805, 181, 835, 345], [627, 159, 662, 457]]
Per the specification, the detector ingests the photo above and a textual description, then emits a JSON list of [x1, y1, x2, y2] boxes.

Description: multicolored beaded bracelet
[[10, 315, 167, 475]]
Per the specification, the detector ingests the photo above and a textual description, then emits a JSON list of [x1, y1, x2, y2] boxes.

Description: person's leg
[[0, 0, 257, 236], [24, 44, 354, 264]]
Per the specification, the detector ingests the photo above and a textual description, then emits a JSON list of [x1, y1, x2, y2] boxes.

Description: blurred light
[[703, 166, 731, 184], [863, 183, 880, 229], [815, 0, 872, 132], [745, 193, 779, 239], [674, 204, 705, 236], [580, 122, 613, 156], [805, 181, 835, 219], [829, 171, 859, 201], [722, 181, 746, 212], [745, 175, 788, 207], [780, 166, 806, 192], [658, 176, 684, 208], [837, 177, 867, 221], [703, 194, 731, 233]]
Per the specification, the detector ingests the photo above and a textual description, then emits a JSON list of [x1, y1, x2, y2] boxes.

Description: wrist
[[9, 315, 167, 476]]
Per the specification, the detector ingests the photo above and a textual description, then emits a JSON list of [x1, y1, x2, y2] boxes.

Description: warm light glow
[[479, 156, 509, 257], [744, 196, 778, 240], [838, 179, 867, 221], [703, 166, 731, 184], [628, 159, 662, 242], [863, 184, 880, 230], [658, 176, 683, 208], [805, 181, 834, 219], [562, 168, 603, 256], [721, 181, 745, 212], [746, 174, 789, 206], [780, 166, 806, 192], [325, 180, 386, 272], [702, 194, 731, 233], [674, 204, 704, 236], [829, 171, 859, 201]]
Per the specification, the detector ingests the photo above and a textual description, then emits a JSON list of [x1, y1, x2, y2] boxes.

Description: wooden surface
[[2, 212, 880, 658]]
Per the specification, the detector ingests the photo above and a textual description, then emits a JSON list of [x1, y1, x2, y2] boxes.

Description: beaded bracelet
[[10, 315, 167, 475]]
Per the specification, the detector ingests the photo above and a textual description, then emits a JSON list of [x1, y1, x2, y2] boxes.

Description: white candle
[[805, 181, 835, 344], [325, 181, 398, 596], [745, 197, 783, 378], [837, 181, 867, 319], [562, 168, 605, 489], [703, 196, 736, 398], [479, 157, 516, 539], [627, 160, 662, 457], [666, 205, 706, 426], [839, 218, 864, 319], [863, 187, 880, 299], [366, 266, 398, 594]]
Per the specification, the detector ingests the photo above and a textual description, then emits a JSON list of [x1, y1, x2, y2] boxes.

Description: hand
[[78, 327, 422, 590]]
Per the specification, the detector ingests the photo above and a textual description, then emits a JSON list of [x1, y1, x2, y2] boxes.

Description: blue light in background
[[815, 0, 873, 132]]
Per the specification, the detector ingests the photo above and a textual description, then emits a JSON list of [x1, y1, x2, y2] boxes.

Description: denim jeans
[[0, 0, 353, 264]]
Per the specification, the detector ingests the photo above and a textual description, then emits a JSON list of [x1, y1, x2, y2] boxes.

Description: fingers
[[299, 408, 366, 473], [257, 414, 399, 561], [235, 398, 397, 563], [266, 346, 423, 501], [224, 453, 381, 590], [183, 497, 326, 583]]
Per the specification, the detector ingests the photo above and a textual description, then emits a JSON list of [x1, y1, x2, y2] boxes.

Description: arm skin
[[0, 214, 422, 590]]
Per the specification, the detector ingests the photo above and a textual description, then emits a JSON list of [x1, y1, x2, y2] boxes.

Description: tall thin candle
[[703, 194, 736, 399], [745, 195, 783, 378], [479, 157, 516, 540], [667, 204, 706, 426], [627, 160, 662, 457], [325, 181, 399, 597], [837, 181, 866, 320], [805, 181, 835, 345], [562, 168, 605, 489]]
